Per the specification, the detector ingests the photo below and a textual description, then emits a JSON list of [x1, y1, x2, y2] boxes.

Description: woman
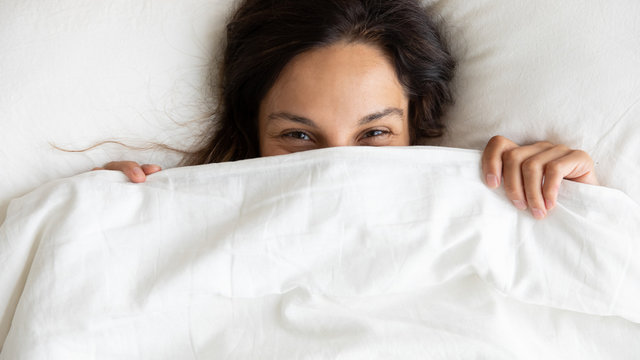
[[94, 0, 598, 220]]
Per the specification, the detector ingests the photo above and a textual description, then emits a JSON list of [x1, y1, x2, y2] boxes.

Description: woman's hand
[[92, 161, 162, 183], [481, 136, 598, 220]]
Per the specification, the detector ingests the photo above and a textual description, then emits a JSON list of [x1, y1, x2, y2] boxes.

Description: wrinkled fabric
[[1, 147, 639, 359]]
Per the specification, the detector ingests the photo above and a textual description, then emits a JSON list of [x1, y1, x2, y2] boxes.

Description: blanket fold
[[1, 147, 639, 359]]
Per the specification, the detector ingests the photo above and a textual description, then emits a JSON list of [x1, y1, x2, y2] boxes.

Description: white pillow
[[1, 0, 639, 223], [0, 0, 232, 223], [425, 0, 640, 202]]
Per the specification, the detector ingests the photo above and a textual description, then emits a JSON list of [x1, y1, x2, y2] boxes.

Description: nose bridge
[[322, 127, 355, 148], [324, 138, 351, 148], [316, 108, 357, 148]]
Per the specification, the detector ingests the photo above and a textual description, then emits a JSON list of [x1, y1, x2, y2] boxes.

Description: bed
[[1, 0, 639, 358]]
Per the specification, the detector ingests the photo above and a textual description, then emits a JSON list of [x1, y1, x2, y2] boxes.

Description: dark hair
[[185, 0, 455, 164]]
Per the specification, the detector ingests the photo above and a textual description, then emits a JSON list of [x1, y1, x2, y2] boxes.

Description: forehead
[[260, 42, 407, 123]]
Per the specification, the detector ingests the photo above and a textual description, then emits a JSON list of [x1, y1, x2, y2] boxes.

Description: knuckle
[[502, 183, 521, 199], [523, 192, 541, 207], [488, 135, 513, 149], [572, 149, 591, 160], [120, 161, 140, 171], [523, 191, 541, 208], [535, 141, 554, 147], [544, 161, 562, 175], [504, 188, 522, 200], [103, 161, 141, 173], [488, 135, 505, 145], [502, 149, 522, 165], [521, 158, 540, 172], [521, 165, 538, 179], [553, 144, 569, 152]]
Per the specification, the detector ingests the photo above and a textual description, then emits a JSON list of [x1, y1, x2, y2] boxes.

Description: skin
[[258, 42, 410, 155], [94, 42, 599, 220]]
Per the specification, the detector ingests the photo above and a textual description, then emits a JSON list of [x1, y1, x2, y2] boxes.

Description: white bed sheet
[[1, 147, 638, 359]]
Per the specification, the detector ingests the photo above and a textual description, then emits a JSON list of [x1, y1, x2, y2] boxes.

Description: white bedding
[[1, 147, 639, 359]]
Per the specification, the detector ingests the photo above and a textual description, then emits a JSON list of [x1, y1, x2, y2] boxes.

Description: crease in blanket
[[0, 147, 639, 359]]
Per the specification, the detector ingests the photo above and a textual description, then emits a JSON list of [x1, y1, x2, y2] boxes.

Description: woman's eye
[[363, 129, 389, 138], [283, 131, 311, 141]]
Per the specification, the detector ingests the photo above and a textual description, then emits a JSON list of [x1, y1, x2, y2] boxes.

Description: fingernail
[[532, 208, 546, 220], [513, 200, 527, 210], [486, 174, 499, 188]]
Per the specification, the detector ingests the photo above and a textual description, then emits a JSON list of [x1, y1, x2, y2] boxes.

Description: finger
[[104, 161, 146, 183], [502, 142, 554, 211], [551, 150, 598, 185], [481, 136, 518, 189], [141, 164, 162, 175], [542, 150, 596, 210], [521, 145, 571, 218], [91, 167, 104, 171]]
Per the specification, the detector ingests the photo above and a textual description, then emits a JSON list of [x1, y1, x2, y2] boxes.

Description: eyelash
[[362, 129, 391, 138], [280, 128, 392, 143], [282, 131, 312, 141]]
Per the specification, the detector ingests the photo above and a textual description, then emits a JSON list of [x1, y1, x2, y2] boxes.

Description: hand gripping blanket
[[1, 147, 639, 359]]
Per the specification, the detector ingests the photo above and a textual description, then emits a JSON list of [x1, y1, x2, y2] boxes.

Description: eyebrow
[[358, 108, 404, 125], [267, 107, 404, 127]]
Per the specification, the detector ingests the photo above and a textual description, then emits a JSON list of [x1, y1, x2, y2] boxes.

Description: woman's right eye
[[283, 131, 311, 141]]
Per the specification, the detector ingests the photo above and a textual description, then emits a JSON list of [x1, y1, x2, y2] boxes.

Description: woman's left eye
[[363, 129, 389, 138]]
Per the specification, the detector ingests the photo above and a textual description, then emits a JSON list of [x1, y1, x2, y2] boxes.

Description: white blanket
[[1, 147, 639, 359]]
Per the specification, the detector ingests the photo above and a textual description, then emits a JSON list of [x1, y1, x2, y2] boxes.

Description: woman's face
[[258, 42, 410, 157]]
